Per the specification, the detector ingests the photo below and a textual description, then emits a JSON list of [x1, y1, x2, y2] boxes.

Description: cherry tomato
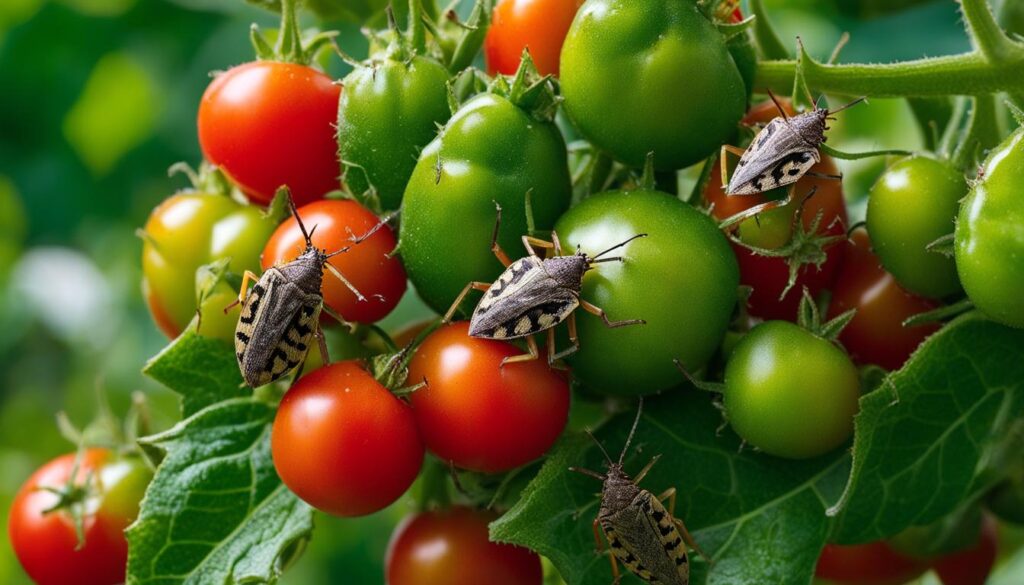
[[867, 155, 965, 299], [406, 322, 570, 473], [142, 192, 277, 340], [706, 99, 848, 321], [198, 61, 341, 206], [932, 514, 998, 585], [261, 199, 406, 323], [555, 189, 739, 395], [815, 541, 931, 585], [955, 127, 1024, 328], [827, 229, 941, 371], [560, 0, 746, 170], [272, 361, 424, 517], [386, 506, 542, 585], [484, 0, 584, 76], [8, 449, 151, 585], [724, 321, 860, 459]]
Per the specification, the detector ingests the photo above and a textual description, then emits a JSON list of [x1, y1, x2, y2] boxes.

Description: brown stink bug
[[721, 91, 863, 196], [442, 203, 646, 366], [230, 194, 384, 387], [571, 400, 708, 585]]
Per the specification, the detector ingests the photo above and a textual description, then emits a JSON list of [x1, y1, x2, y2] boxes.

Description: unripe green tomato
[[560, 0, 746, 170], [399, 93, 572, 313], [724, 321, 860, 459], [955, 128, 1024, 328], [867, 155, 965, 298], [338, 55, 451, 211], [141, 192, 277, 339], [555, 190, 739, 395]]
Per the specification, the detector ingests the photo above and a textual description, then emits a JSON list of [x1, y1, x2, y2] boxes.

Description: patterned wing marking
[[469, 256, 578, 340], [235, 275, 273, 364], [602, 491, 688, 585], [727, 118, 817, 195]]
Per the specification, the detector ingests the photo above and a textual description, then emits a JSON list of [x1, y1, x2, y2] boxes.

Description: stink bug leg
[[580, 299, 646, 329], [224, 270, 260, 313], [500, 335, 540, 367], [548, 312, 580, 364], [719, 144, 747, 189], [443, 282, 492, 323], [657, 487, 711, 565]]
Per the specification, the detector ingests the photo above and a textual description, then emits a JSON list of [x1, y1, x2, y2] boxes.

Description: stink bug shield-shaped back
[[443, 203, 646, 366], [231, 195, 371, 387], [570, 401, 706, 585], [721, 92, 863, 196]]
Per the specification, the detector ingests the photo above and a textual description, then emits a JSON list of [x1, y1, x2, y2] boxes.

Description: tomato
[[724, 321, 860, 459], [386, 507, 542, 585], [932, 514, 998, 585], [827, 229, 941, 371], [338, 48, 450, 211], [141, 192, 277, 340], [554, 189, 738, 395], [198, 61, 341, 206], [866, 155, 965, 299], [261, 199, 406, 323], [484, 0, 584, 76], [955, 127, 1024, 328], [705, 99, 848, 321], [272, 361, 424, 517], [406, 322, 570, 473], [399, 92, 571, 313], [8, 449, 151, 585], [815, 541, 931, 585], [560, 0, 746, 170]]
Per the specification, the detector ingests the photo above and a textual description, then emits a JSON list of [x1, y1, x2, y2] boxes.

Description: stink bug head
[[790, 108, 829, 146], [570, 232, 649, 283]]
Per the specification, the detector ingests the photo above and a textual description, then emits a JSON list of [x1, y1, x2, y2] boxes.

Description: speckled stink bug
[[571, 401, 707, 585], [230, 195, 380, 387], [443, 203, 646, 366], [721, 92, 863, 196]]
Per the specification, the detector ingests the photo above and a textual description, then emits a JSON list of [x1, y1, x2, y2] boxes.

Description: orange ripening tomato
[[816, 541, 931, 585], [485, 0, 585, 76]]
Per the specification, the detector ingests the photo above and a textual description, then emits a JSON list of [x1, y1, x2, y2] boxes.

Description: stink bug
[[230, 195, 381, 387], [442, 203, 646, 366], [721, 92, 863, 196], [571, 401, 707, 585]]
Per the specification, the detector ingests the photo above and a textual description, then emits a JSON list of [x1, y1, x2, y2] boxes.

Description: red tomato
[[261, 199, 407, 323], [271, 361, 424, 517], [933, 514, 998, 585], [386, 506, 542, 585], [827, 229, 941, 370], [406, 322, 571, 473], [198, 61, 341, 206], [705, 99, 847, 321], [484, 0, 585, 76], [816, 541, 931, 585], [8, 449, 151, 585]]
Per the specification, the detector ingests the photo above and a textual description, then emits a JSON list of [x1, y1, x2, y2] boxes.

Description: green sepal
[[926, 233, 956, 258], [168, 160, 232, 197], [749, 0, 789, 60], [901, 298, 975, 328]]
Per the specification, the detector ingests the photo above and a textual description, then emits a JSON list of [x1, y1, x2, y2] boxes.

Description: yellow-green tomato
[[141, 192, 277, 340], [555, 190, 739, 395], [867, 155, 965, 298], [955, 128, 1024, 328], [724, 321, 860, 459], [560, 0, 746, 170]]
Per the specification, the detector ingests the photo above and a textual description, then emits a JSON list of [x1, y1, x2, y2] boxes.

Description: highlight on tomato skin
[[406, 321, 571, 474], [271, 361, 424, 518], [385, 506, 543, 585], [827, 229, 942, 371]]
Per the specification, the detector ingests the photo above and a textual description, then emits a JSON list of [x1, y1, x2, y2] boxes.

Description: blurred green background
[[0, 0, 1020, 583]]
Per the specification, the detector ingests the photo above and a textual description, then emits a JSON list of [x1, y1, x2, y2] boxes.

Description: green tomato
[[399, 92, 572, 313], [955, 128, 1024, 328], [555, 190, 738, 395], [867, 155, 965, 298], [338, 55, 451, 211], [141, 192, 277, 340], [560, 0, 745, 170], [724, 321, 860, 459]]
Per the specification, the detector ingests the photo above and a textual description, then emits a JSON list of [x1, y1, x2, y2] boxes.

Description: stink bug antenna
[[618, 397, 644, 466], [591, 234, 648, 261], [766, 89, 789, 120], [288, 194, 314, 249], [828, 96, 867, 116], [585, 429, 616, 467]]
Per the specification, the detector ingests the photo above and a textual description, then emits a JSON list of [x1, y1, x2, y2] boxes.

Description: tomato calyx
[[249, 0, 339, 66], [34, 451, 95, 549], [797, 287, 856, 342], [489, 51, 559, 122]]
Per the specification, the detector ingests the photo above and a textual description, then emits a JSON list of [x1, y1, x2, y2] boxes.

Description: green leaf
[[143, 331, 246, 417], [127, 398, 314, 585], [491, 391, 850, 585], [828, 313, 1024, 543]]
